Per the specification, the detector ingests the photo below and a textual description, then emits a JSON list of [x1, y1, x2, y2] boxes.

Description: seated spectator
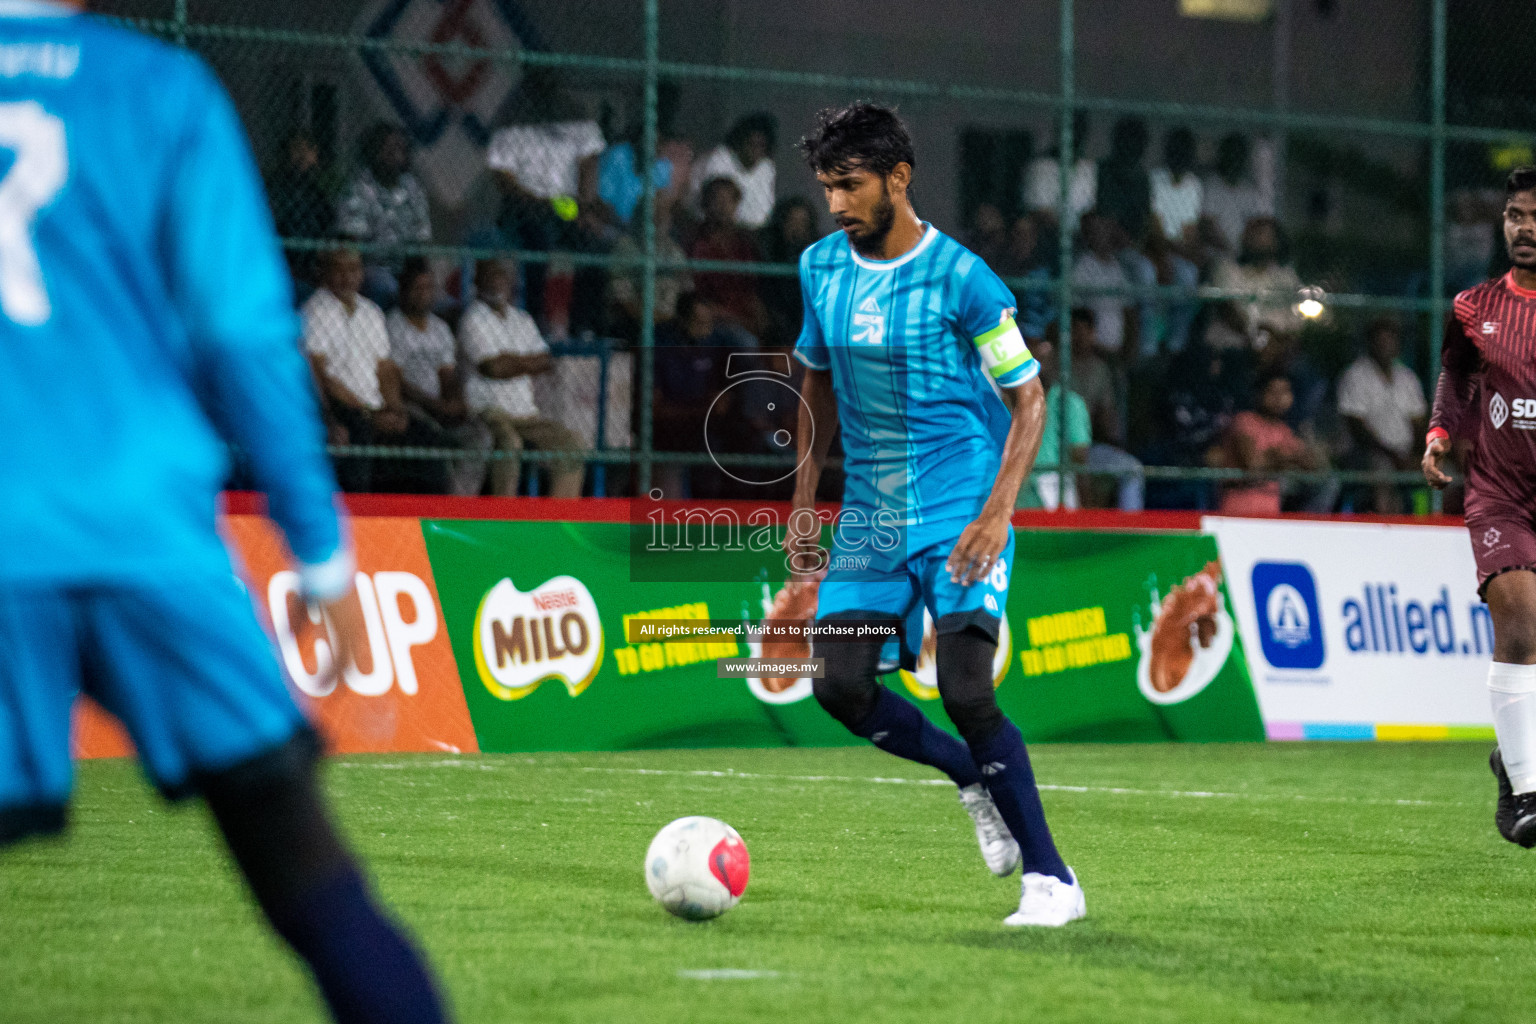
[[607, 191, 693, 343], [688, 176, 766, 335], [1067, 308, 1144, 510], [689, 112, 777, 230], [652, 293, 741, 498], [1096, 117, 1152, 249], [1446, 188, 1501, 294], [1201, 133, 1274, 257], [459, 260, 586, 498], [1072, 211, 1134, 361], [268, 132, 332, 293], [1023, 112, 1095, 233], [964, 202, 1010, 270], [303, 247, 445, 493], [1337, 316, 1427, 514], [999, 212, 1053, 342], [387, 260, 490, 496], [759, 196, 821, 347], [1147, 126, 1202, 354], [597, 126, 673, 228], [336, 122, 431, 307], [656, 81, 694, 213], [1016, 332, 1090, 511], [1142, 338, 1243, 509], [1216, 371, 1325, 516], [1207, 216, 1302, 350], [486, 72, 607, 327]]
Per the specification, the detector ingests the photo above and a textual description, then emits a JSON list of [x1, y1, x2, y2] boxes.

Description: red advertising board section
[[73, 496, 1461, 760]]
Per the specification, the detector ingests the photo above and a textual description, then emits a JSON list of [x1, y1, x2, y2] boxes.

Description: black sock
[[266, 865, 447, 1024], [201, 733, 448, 1024]]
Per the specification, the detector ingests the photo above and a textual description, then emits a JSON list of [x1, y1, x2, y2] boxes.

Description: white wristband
[[298, 546, 356, 603]]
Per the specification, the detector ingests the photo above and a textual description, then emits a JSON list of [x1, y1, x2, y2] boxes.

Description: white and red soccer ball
[[644, 816, 750, 920]]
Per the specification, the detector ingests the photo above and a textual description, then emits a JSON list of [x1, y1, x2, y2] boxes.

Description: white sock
[[1489, 662, 1536, 794]]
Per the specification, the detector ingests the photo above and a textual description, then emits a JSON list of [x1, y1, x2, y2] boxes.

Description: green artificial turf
[[1, 743, 1532, 1023]]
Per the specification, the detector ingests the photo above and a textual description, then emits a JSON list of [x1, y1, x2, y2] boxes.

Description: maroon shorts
[[1466, 507, 1536, 598]]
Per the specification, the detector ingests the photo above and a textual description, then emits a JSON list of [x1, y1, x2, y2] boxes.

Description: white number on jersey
[[0, 101, 67, 326]]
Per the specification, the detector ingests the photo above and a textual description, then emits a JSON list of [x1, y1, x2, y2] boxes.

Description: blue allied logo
[[1251, 562, 1326, 669]]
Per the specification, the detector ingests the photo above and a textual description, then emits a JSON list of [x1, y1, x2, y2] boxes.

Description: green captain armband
[[973, 316, 1035, 383]]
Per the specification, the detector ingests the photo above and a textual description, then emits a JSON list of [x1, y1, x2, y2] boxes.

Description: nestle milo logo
[[472, 576, 604, 701]]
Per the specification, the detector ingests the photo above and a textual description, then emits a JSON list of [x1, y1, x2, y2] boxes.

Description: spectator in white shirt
[[1147, 126, 1202, 354], [1207, 216, 1303, 350], [387, 260, 490, 496], [485, 70, 608, 326], [689, 113, 778, 229], [303, 247, 444, 492], [1071, 212, 1133, 360], [459, 260, 586, 497], [1337, 317, 1428, 514], [1023, 112, 1096, 233], [1201, 133, 1274, 256]]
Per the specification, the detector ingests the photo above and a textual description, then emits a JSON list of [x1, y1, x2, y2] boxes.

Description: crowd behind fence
[[96, 0, 1532, 515]]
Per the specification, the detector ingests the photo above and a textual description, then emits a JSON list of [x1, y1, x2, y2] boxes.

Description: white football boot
[[1003, 868, 1086, 927], [958, 784, 1021, 876]]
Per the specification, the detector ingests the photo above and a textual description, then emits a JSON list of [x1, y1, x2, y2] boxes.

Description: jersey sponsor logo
[[1483, 321, 1499, 335], [1251, 562, 1326, 670], [1491, 392, 1510, 429], [852, 296, 884, 346], [1488, 394, 1536, 430], [473, 575, 604, 701], [1484, 527, 1504, 550]]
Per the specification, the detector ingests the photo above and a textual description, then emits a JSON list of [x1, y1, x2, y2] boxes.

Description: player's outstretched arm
[[165, 59, 351, 601], [947, 376, 1046, 585], [784, 367, 837, 571]]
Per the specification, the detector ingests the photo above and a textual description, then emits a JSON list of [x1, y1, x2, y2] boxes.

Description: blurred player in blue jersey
[[786, 103, 1084, 927], [0, 3, 448, 1020]]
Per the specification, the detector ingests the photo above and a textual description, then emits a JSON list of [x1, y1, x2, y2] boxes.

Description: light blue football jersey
[[793, 225, 1039, 524], [0, 2, 343, 586]]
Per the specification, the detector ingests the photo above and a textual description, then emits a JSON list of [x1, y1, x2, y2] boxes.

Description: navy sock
[[971, 721, 1070, 882], [856, 686, 984, 789], [266, 865, 447, 1024]]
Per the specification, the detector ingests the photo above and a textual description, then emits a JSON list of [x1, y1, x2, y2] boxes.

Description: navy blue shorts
[[0, 574, 307, 829]]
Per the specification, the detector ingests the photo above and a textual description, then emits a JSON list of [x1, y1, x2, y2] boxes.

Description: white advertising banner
[[1203, 517, 1494, 740]]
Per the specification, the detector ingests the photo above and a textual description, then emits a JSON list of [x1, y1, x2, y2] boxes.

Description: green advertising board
[[423, 520, 1264, 751]]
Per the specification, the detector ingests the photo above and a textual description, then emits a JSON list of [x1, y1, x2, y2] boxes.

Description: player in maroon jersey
[[1424, 166, 1536, 847]]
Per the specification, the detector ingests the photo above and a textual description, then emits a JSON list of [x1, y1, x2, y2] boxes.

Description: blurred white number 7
[[0, 101, 66, 326]]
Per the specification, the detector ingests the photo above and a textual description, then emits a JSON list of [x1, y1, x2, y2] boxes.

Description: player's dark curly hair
[[799, 102, 915, 179], [1507, 166, 1536, 196]]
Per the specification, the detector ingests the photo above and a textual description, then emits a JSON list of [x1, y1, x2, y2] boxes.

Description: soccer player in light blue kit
[[0, 3, 448, 1019], [787, 103, 1085, 926]]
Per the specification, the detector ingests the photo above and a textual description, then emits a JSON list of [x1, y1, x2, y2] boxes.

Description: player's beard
[[1509, 233, 1536, 270], [847, 183, 897, 257]]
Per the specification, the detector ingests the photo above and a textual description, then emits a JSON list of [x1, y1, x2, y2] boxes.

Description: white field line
[[677, 969, 782, 981], [332, 759, 1449, 807]]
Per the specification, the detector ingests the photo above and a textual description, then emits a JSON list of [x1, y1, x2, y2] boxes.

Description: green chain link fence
[[90, 0, 1532, 513]]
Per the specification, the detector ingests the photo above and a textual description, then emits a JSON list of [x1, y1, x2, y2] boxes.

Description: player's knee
[[813, 640, 885, 730], [1497, 624, 1536, 665], [812, 670, 879, 731], [937, 626, 1006, 750]]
